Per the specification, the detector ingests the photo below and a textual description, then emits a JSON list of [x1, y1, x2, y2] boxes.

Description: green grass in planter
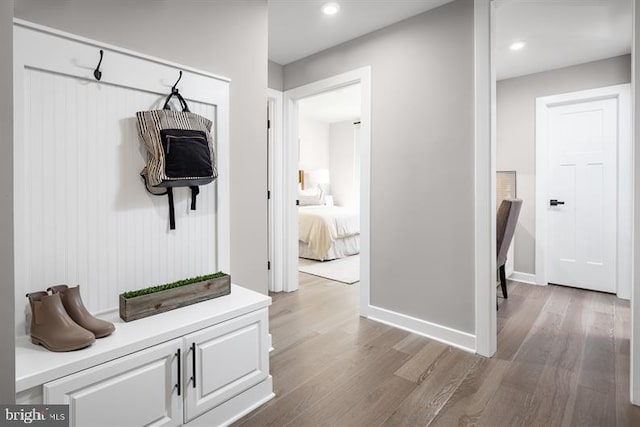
[[121, 272, 228, 299]]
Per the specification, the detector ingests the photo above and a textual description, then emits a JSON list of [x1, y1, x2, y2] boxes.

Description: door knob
[[550, 199, 565, 206]]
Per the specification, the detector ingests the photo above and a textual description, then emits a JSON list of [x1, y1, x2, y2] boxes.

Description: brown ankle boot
[[48, 285, 115, 338], [26, 292, 95, 352]]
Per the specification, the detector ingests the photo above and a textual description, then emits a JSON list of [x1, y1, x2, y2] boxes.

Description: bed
[[299, 205, 360, 261]]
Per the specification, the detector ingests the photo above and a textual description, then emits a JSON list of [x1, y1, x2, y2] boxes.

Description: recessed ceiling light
[[322, 2, 340, 15], [509, 41, 526, 51]]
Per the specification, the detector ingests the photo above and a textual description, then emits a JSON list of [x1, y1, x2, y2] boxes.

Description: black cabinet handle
[[550, 199, 565, 206], [191, 342, 197, 388], [175, 348, 181, 396]]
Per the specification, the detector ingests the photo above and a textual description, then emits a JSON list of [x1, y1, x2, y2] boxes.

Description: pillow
[[299, 185, 325, 206]]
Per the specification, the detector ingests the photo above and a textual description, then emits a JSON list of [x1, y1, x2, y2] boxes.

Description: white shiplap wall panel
[[16, 68, 218, 335]]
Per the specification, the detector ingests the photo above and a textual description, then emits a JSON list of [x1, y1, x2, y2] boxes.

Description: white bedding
[[299, 235, 359, 261], [299, 206, 360, 261]]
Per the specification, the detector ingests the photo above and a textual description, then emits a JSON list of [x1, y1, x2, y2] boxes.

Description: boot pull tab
[[48, 285, 69, 294], [26, 291, 48, 301]]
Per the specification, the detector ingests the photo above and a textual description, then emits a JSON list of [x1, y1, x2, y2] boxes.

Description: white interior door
[[546, 97, 617, 293]]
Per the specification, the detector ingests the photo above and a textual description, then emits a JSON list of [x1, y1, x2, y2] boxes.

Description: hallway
[[237, 276, 640, 426]]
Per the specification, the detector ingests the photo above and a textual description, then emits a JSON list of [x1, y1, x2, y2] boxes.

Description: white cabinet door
[[44, 339, 183, 427], [183, 308, 269, 423]]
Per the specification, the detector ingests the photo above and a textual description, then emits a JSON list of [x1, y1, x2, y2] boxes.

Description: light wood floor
[[235, 274, 640, 426]]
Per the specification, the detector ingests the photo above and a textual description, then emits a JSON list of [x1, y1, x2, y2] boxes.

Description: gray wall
[[14, 0, 269, 294], [284, 0, 475, 333], [497, 55, 631, 274], [0, 0, 15, 404], [268, 60, 284, 90]]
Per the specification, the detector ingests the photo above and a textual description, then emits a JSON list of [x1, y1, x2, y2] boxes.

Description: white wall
[[14, 59, 222, 335], [14, 0, 269, 295], [329, 120, 357, 208], [0, 0, 14, 403], [497, 55, 631, 275], [298, 115, 330, 179], [284, 0, 475, 334], [268, 60, 284, 91]]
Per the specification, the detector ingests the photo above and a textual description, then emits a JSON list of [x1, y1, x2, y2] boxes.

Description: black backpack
[[136, 91, 217, 230]]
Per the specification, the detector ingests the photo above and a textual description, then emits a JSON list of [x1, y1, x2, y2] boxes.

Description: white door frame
[[474, 0, 497, 358], [281, 67, 371, 316], [535, 84, 632, 299], [633, 0, 640, 404], [267, 89, 283, 292]]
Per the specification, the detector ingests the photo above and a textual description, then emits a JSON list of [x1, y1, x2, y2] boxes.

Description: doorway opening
[[270, 67, 371, 317], [490, 0, 633, 311], [485, 0, 637, 415], [296, 84, 361, 289]]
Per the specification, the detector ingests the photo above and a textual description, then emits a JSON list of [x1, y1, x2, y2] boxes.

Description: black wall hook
[[93, 49, 104, 81], [171, 70, 183, 94]]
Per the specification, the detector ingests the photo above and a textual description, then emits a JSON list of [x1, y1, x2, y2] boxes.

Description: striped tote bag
[[136, 91, 217, 230]]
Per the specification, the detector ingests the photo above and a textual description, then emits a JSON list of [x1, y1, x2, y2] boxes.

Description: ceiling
[[298, 84, 361, 123], [495, 0, 632, 80], [269, 0, 632, 80], [268, 0, 453, 65]]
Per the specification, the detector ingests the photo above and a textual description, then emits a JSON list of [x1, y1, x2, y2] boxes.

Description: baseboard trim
[[508, 271, 539, 285], [367, 305, 475, 353], [505, 266, 514, 277]]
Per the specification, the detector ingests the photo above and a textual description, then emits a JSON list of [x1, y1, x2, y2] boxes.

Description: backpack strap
[[190, 186, 199, 210], [163, 91, 191, 112], [167, 188, 176, 230]]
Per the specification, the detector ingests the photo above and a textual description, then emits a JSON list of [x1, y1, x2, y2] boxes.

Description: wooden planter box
[[119, 275, 231, 322]]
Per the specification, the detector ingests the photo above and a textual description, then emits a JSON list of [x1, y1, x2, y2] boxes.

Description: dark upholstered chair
[[497, 199, 522, 299]]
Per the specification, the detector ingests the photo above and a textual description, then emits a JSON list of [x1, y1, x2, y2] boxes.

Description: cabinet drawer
[[44, 339, 182, 427], [184, 308, 269, 423]]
